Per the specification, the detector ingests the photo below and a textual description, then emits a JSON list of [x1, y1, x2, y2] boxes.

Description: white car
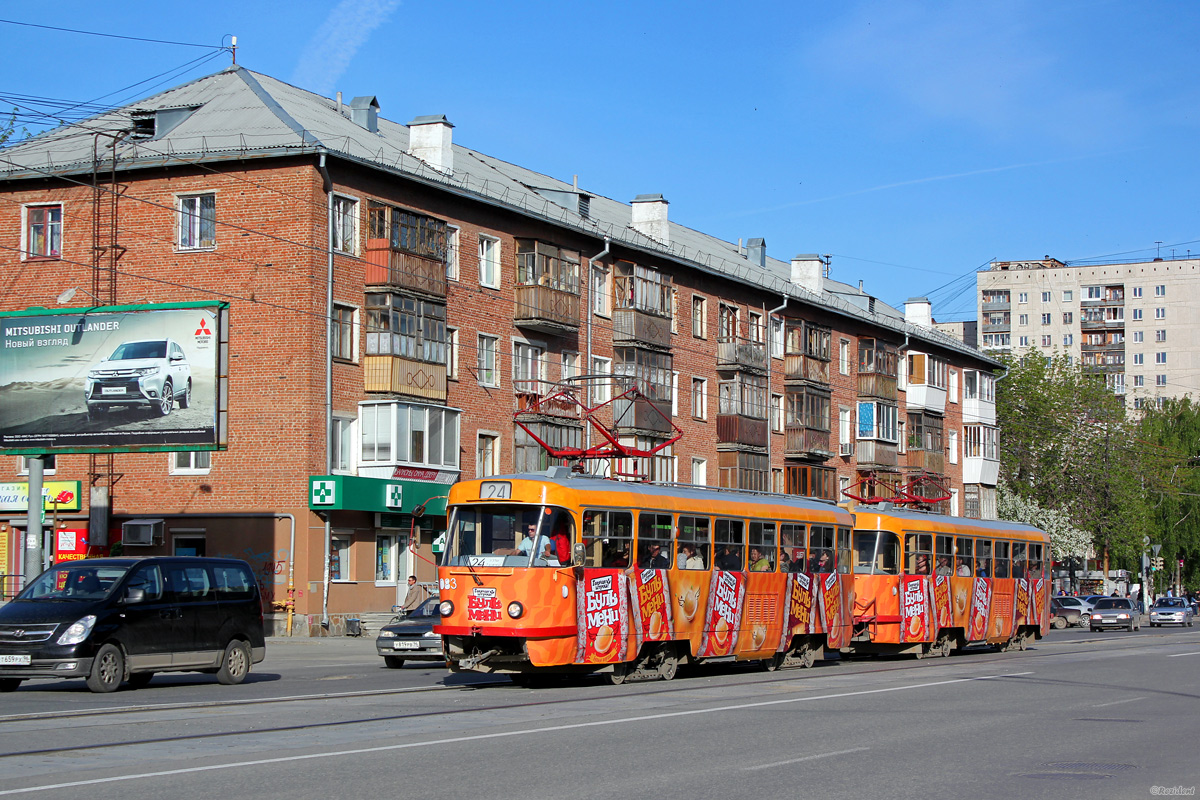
[[85, 338, 192, 419], [1149, 597, 1194, 627]]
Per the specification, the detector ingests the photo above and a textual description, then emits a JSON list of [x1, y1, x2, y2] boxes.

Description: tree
[[1137, 397, 1200, 590], [997, 480, 1090, 559]]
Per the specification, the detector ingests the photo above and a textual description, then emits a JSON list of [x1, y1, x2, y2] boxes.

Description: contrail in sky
[[290, 0, 401, 96]]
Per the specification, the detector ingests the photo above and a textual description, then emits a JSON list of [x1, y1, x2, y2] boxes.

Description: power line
[[0, 18, 225, 49]]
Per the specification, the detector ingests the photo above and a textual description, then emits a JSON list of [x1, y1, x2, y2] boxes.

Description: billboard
[[0, 302, 228, 454]]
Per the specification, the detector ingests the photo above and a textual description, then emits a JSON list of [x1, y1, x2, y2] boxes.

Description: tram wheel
[[608, 662, 630, 686], [659, 653, 679, 681], [934, 636, 952, 658], [761, 652, 784, 672], [796, 645, 816, 669]]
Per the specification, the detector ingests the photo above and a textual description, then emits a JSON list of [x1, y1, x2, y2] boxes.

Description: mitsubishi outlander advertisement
[[0, 302, 227, 453]]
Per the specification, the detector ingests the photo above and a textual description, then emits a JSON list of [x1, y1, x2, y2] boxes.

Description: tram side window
[[714, 518, 745, 571], [677, 516, 711, 569], [976, 539, 992, 578], [582, 509, 633, 568], [905, 533, 933, 575], [1028, 543, 1044, 579], [854, 530, 900, 575], [837, 527, 853, 575], [781, 523, 805, 572], [637, 512, 673, 569], [955, 537, 973, 576], [993, 541, 1010, 579], [935, 535, 954, 576], [1011, 542, 1027, 578], [809, 525, 834, 572], [748, 521, 777, 572]]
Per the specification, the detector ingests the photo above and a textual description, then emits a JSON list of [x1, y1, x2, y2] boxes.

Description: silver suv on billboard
[[85, 339, 192, 419]]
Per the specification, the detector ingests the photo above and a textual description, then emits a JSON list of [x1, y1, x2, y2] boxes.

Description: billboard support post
[[24, 456, 43, 582]]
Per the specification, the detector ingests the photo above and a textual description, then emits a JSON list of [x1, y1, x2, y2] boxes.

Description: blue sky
[[4, 1, 1199, 320]]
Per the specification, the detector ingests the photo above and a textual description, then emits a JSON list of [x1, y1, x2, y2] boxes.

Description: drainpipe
[[767, 295, 788, 490], [318, 149, 334, 630], [586, 237, 611, 459]]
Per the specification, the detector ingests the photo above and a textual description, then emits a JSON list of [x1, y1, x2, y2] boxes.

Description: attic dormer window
[[130, 111, 156, 139]]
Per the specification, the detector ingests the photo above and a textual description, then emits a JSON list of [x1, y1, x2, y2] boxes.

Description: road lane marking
[[1167, 651, 1200, 657], [0, 671, 1032, 796], [744, 747, 870, 770], [1090, 696, 1145, 707]]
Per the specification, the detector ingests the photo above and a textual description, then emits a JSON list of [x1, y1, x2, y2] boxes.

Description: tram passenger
[[956, 558, 972, 577], [810, 551, 831, 573], [716, 545, 742, 571], [935, 556, 952, 576], [779, 551, 792, 572], [975, 560, 988, 578], [748, 547, 770, 572], [639, 543, 669, 570], [913, 554, 930, 575], [603, 545, 629, 569]]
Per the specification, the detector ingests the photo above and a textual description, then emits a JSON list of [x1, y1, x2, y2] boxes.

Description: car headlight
[[422, 631, 439, 638], [1116, 613, 1129, 619], [438, 600, 454, 616], [378, 630, 396, 639], [57, 615, 96, 645], [507, 601, 524, 619]]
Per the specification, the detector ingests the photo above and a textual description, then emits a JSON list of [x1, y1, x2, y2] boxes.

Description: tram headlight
[[507, 601, 524, 619], [439, 600, 454, 617]]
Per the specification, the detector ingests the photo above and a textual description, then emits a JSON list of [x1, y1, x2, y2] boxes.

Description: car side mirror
[[572, 542, 586, 567], [121, 586, 145, 605]]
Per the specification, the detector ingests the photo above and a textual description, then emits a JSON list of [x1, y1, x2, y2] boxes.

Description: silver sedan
[[1089, 597, 1140, 632], [1149, 598, 1194, 627]]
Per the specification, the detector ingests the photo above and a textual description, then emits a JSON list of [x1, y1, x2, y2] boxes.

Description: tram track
[[1, 627, 1194, 761]]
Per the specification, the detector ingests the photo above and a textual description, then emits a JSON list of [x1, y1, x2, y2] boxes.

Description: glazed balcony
[[858, 373, 897, 401], [784, 354, 830, 385], [612, 306, 672, 350], [717, 336, 767, 373], [514, 283, 581, 334]]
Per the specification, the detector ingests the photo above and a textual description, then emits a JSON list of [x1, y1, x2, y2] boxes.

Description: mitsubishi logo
[[196, 319, 212, 336]]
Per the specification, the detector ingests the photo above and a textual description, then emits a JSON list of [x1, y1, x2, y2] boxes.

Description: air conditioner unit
[[839, 441, 853, 456], [122, 519, 164, 546]]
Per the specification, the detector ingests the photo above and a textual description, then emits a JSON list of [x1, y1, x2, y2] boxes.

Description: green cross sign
[[312, 480, 336, 505], [385, 484, 403, 509]]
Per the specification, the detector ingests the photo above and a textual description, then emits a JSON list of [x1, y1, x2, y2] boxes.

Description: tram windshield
[[442, 504, 574, 567]]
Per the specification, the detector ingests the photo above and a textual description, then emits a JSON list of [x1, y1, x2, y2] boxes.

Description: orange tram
[[435, 469, 1051, 684]]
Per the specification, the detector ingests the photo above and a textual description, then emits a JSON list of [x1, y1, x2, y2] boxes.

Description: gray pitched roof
[[0, 66, 997, 367]]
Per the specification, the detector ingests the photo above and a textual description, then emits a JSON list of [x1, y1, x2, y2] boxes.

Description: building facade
[[977, 256, 1200, 408], [0, 67, 1001, 632]]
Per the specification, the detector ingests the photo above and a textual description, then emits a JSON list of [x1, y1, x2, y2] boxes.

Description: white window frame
[[477, 334, 499, 387], [1155, 284, 1166, 297], [948, 369, 959, 403], [771, 393, 784, 433], [21, 203, 63, 261], [1157, 374, 1168, 387], [562, 351, 579, 382], [330, 533, 352, 582], [591, 356, 612, 403], [1155, 307, 1166, 320], [446, 327, 459, 380], [331, 416, 355, 474], [478, 234, 500, 288], [691, 295, 707, 339], [839, 339, 851, 375], [375, 533, 399, 585], [592, 264, 612, 317], [18, 455, 56, 476], [331, 302, 359, 362], [770, 317, 784, 360], [476, 431, 500, 478], [169, 451, 212, 475], [513, 339, 546, 393], [691, 457, 707, 486], [672, 371, 680, 417], [692, 377, 708, 420], [446, 225, 460, 281], [176, 192, 216, 250], [358, 401, 462, 469], [748, 311, 764, 345], [948, 429, 958, 464], [331, 194, 358, 255], [838, 407, 853, 455]]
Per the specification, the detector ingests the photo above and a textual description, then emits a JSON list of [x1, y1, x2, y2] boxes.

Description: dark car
[[0, 557, 265, 693], [1089, 597, 1140, 632], [375, 597, 445, 668], [1050, 598, 1083, 629]]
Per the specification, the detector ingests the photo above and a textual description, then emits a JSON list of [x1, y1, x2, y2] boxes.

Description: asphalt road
[[2, 625, 1199, 799]]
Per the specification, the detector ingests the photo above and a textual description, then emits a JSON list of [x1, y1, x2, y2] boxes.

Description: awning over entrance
[[307, 474, 448, 517]]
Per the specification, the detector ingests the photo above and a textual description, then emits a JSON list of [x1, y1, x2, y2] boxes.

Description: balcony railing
[[514, 284, 581, 333], [906, 447, 945, 474], [857, 373, 897, 401], [1081, 341, 1125, 352], [716, 413, 768, 447], [365, 239, 447, 298], [363, 354, 447, 402], [784, 354, 830, 385], [1080, 318, 1125, 331], [981, 299, 1011, 311], [612, 306, 672, 350], [785, 425, 832, 458], [717, 336, 767, 373], [613, 396, 674, 435], [980, 321, 1011, 333], [855, 439, 898, 467]]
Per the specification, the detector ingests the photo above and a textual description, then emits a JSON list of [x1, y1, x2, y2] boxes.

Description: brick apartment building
[[0, 66, 1001, 634]]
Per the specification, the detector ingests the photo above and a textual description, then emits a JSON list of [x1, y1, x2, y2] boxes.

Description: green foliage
[[997, 480, 1090, 558], [1136, 397, 1200, 589]]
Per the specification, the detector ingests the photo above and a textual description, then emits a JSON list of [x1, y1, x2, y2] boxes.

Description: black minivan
[[0, 556, 266, 693]]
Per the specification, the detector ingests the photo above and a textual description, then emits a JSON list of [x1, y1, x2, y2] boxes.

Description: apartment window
[[691, 377, 708, 420], [376, 533, 399, 584], [691, 457, 707, 485], [1018, 292, 1028, 303], [839, 339, 851, 375], [477, 334, 499, 386], [1041, 335, 1051, 347], [1041, 291, 1050, 302], [748, 312, 764, 344], [177, 193, 216, 249], [856, 401, 898, 443], [477, 433, 499, 478], [1133, 353, 1144, 365], [1062, 290, 1073, 302], [170, 451, 211, 475], [948, 369, 959, 403], [718, 304, 738, 340], [1155, 307, 1166, 320], [332, 195, 357, 254], [1018, 314, 1028, 326], [691, 296, 707, 338], [1157, 375, 1168, 387], [24, 204, 62, 259], [719, 374, 767, 419], [331, 304, 357, 361], [771, 394, 784, 433], [446, 328, 459, 379], [1133, 331, 1144, 343], [1062, 334, 1073, 346], [330, 535, 351, 581], [963, 425, 999, 460], [478, 235, 500, 288], [1155, 285, 1166, 297], [1132, 308, 1143, 321], [561, 351, 579, 381], [359, 401, 460, 468], [770, 317, 784, 359], [18, 455, 56, 475], [671, 289, 679, 333], [1040, 313, 1051, 325], [1156, 329, 1166, 343], [332, 417, 354, 472], [1134, 375, 1145, 388], [591, 356, 612, 403], [897, 420, 906, 455], [1062, 312, 1073, 324], [592, 264, 612, 316], [1156, 352, 1167, 365], [513, 341, 545, 394], [1019, 336, 1029, 347], [445, 225, 460, 281], [1085, 286, 1102, 300], [671, 371, 679, 417], [948, 430, 958, 464], [364, 294, 446, 363], [1132, 287, 1143, 298]]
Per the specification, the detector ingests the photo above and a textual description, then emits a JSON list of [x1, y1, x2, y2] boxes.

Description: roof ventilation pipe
[[408, 114, 454, 174], [631, 194, 669, 246], [349, 96, 379, 132]]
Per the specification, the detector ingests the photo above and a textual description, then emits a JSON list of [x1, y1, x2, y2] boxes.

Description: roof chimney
[[790, 254, 825, 295], [631, 194, 669, 246], [408, 114, 454, 174], [747, 238, 766, 267], [904, 297, 933, 328], [349, 96, 379, 132]]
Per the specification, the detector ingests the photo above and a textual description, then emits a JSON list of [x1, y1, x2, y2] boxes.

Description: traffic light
[[1152, 556, 1165, 571]]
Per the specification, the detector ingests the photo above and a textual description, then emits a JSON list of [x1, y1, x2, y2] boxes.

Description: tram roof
[[852, 504, 1045, 537]]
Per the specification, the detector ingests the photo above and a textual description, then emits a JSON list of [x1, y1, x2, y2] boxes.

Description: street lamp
[[55, 286, 101, 305]]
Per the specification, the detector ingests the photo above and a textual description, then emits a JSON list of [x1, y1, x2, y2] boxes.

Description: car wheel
[[86, 643, 125, 693], [1080, 613, 1091, 626], [1128, 622, 1135, 632], [216, 640, 251, 685], [383, 656, 406, 669], [127, 673, 154, 689], [1090, 627, 1099, 632], [1052, 616, 1067, 629], [1150, 622, 1158, 627], [0, 678, 23, 692], [178, 379, 191, 409], [156, 381, 173, 416]]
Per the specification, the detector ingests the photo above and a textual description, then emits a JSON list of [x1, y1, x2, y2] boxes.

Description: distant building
[[933, 320, 978, 348]]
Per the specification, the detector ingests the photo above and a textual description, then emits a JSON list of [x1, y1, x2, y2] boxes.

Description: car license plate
[[101, 387, 126, 395], [0, 654, 31, 665], [392, 641, 420, 650]]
